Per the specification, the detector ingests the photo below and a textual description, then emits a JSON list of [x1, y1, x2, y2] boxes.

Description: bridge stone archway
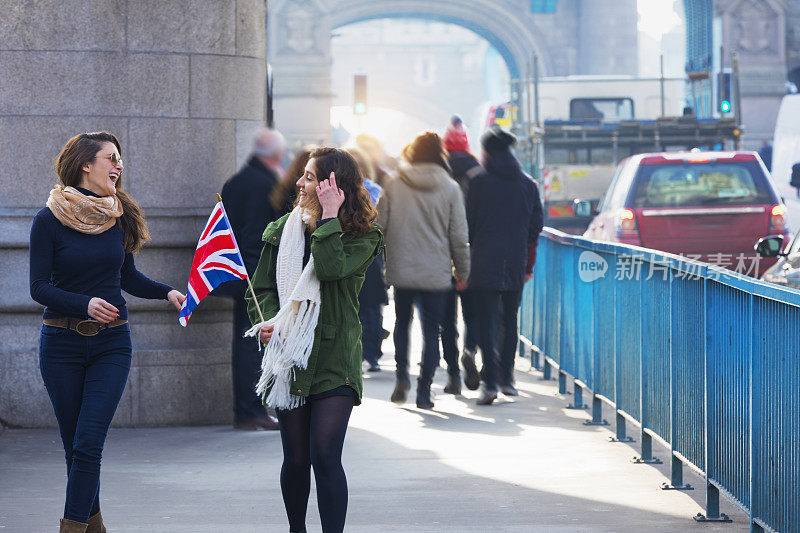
[[269, 0, 639, 146]]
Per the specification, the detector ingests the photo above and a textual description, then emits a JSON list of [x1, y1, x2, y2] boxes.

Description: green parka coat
[[245, 214, 383, 405]]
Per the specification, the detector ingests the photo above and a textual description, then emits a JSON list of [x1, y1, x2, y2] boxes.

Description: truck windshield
[[629, 162, 773, 208], [570, 98, 634, 122]]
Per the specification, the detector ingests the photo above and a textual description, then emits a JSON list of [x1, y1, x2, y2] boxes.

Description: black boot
[[461, 349, 480, 391], [416, 377, 435, 409], [476, 386, 497, 406], [391, 379, 411, 403], [444, 373, 461, 395]]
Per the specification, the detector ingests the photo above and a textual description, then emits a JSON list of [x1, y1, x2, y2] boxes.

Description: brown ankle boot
[[59, 518, 88, 533], [86, 511, 107, 533]]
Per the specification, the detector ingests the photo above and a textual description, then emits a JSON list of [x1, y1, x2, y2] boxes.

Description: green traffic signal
[[720, 100, 731, 113], [354, 102, 366, 115]]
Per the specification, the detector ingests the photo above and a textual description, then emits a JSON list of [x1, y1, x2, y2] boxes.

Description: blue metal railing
[[519, 228, 800, 532]]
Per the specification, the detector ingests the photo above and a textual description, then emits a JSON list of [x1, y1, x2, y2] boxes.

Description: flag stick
[[217, 193, 265, 323]]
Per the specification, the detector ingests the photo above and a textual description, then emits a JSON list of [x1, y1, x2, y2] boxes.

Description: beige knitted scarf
[[46, 185, 123, 234]]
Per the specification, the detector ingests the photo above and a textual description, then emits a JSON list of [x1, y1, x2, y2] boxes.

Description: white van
[[772, 94, 800, 193]]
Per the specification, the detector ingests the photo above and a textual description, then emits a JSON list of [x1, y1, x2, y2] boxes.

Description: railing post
[[609, 253, 632, 442], [584, 395, 608, 426], [531, 348, 541, 371], [558, 369, 568, 394], [693, 483, 731, 523], [610, 411, 633, 442], [662, 454, 692, 491], [633, 430, 662, 464], [663, 271, 690, 490], [694, 276, 730, 523], [567, 381, 584, 409], [633, 269, 660, 464]]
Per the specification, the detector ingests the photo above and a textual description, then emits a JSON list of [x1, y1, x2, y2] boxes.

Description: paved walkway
[[1, 320, 748, 532]]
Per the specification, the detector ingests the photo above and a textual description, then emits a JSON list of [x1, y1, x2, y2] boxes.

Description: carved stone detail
[[277, 0, 321, 55], [730, 0, 779, 55]]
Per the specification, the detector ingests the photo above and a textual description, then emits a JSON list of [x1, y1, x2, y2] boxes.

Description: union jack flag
[[178, 201, 248, 326]]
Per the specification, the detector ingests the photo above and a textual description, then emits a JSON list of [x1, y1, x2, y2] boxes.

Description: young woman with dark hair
[[245, 147, 383, 533], [29, 132, 185, 532]]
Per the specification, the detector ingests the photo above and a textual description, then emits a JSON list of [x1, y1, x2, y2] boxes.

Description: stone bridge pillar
[[0, 0, 267, 428], [270, 0, 334, 147], [717, 0, 787, 147]]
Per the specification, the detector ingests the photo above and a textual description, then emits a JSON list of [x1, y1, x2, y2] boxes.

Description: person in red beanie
[[441, 115, 484, 393]]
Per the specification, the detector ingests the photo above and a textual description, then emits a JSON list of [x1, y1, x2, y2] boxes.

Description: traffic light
[[717, 72, 732, 114], [354, 74, 367, 115]]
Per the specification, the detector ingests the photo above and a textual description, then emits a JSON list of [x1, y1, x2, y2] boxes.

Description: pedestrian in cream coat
[[376, 131, 470, 409]]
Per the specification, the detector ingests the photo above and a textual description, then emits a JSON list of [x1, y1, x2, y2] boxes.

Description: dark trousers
[[440, 288, 478, 376], [393, 289, 446, 389], [39, 323, 132, 522], [358, 303, 384, 366], [472, 289, 522, 392], [233, 297, 268, 422]]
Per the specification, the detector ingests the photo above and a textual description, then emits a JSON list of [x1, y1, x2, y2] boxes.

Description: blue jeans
[[39, 323, 132, 522], [393, 289, 445, 389]]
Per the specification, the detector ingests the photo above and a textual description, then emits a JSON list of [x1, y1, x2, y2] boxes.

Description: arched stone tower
[[268, 0, 640, 146]]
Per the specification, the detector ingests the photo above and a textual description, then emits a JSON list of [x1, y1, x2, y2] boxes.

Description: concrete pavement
[[1, 316, 748, 532]]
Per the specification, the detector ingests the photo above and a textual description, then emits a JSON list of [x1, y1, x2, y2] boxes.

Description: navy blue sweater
[[29, 188, 173, 319]]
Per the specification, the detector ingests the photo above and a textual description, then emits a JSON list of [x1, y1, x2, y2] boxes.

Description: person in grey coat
[[377, 132, 470, 409]]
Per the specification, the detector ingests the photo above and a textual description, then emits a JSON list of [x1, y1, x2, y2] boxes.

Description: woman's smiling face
[[80, 141, 123, 197], [296, 157, 319, 207]]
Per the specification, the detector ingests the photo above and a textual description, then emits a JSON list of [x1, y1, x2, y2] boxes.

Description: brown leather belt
[[43, 317, 128, 337]]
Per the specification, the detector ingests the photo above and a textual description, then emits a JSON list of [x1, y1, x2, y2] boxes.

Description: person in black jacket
[[467, 126, 543, 405], [442, 116, 484, 393], [219, 128, 286, 430]]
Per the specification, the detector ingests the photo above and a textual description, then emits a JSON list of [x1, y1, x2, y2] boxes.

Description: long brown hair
[[401, 131, 451, 173], [55, 132, 150, 253], [270, 146, 313, 213], [308, 147, 377, 236]]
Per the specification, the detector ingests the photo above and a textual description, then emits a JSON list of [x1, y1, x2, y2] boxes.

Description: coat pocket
[[320, 323, 336, 340], [319, 323, 337, 353]]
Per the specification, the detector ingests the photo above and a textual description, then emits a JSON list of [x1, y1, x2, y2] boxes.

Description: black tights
[[276, 395, 354, 533]]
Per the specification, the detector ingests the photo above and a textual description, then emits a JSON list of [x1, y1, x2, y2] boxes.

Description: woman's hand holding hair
[[317, 172, 345, 219], [88, 297, 119, 323], [167, 289, 186, 311]]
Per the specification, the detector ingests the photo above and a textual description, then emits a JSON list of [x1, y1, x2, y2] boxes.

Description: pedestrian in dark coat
[[219, 128, 286, 430], [467, 126, 543, 405], [345, 146, 388, 372], [442, 115, 484, 393]]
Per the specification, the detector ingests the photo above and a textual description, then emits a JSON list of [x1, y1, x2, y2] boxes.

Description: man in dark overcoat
[[219, 128, 286, 429]]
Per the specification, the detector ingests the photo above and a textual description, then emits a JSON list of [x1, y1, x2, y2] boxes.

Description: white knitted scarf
[[244, 206, 321, 409]]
